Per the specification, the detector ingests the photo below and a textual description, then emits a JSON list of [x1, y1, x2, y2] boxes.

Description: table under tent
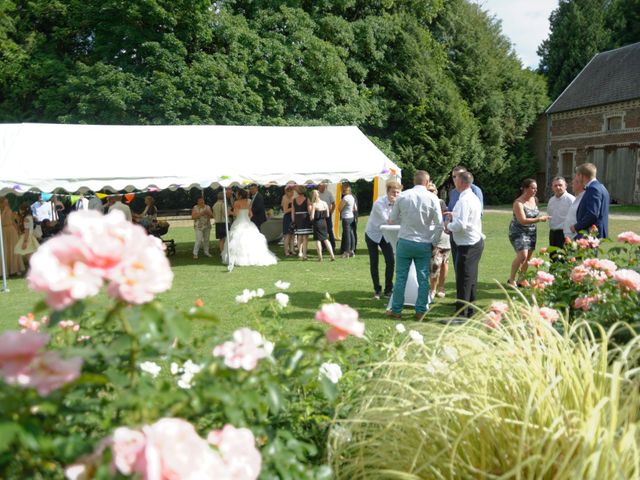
[[0, 123, 401, 290]]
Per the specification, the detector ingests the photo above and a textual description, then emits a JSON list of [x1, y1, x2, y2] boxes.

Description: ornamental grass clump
[[329, 301, 640, 479]]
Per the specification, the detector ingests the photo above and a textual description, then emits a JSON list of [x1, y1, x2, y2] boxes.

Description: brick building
[[544, 41, 640, 204]]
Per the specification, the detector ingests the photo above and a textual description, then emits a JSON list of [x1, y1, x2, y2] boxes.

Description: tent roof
[[0, 123, 400, 195]]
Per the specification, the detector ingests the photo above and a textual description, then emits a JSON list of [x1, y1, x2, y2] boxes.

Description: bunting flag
[[124, 193, 136, 204], [69, 195, 81, 206], [40, 192, 53, 201], [96, 193, 108, 199]]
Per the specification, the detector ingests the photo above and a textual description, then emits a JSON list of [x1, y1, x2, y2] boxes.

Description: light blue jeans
[[391, 238, 431, 314]]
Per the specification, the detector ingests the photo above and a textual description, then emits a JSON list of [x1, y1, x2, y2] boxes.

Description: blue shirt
[[447, 184, 484, 212]]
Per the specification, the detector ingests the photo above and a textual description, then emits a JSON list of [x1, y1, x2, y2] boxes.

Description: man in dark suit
[[571, 163, 609, 239], [249, 184, 267, 230]]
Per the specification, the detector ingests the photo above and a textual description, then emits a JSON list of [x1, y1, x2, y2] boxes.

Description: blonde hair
[[311, 190, 321, 204], [576, 162, 596, 180], [386, 181, 402, 192]]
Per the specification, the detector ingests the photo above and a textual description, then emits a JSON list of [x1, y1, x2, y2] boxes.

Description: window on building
[[606, 115, 623, 131], [561, 151, 574, 176]]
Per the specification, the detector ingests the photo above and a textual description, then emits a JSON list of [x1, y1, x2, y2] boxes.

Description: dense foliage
[[538, 0, 640, 99], [0, 0, 547, 202]]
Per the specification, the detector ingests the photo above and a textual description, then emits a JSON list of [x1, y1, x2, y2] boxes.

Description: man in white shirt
[[444, 171, 484, 319], [108, 195, 132, 221], [318, 181, 336, 252], [365, 180, 402, 300], [31, 197, 55, 223], [547, 176, 575, 249], [386, 170, 442, 321], [563, 175, 585, 240]]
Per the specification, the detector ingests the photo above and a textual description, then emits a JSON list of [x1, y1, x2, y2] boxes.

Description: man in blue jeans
[[385, 170, 443, 321]]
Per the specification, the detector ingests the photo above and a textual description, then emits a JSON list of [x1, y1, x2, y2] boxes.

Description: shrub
[[329, 302, 640, 478], [0, 210, 375, 479], [519, 231, 640, 338]]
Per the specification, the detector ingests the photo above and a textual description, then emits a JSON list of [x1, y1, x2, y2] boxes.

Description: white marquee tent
[[0, 123, 401, 288]]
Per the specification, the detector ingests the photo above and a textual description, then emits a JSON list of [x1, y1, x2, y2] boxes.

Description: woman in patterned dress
[[508, 179, 550, 286]]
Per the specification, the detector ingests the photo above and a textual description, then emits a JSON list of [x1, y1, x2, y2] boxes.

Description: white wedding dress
[[222, 209, 277, 266]]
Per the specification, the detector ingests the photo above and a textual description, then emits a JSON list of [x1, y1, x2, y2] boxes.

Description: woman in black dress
[[310, 190, 335, 261], [281, 185, 295, 256], [292, 185, 312, 260]]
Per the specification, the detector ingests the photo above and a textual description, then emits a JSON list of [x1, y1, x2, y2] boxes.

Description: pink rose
[[532, 271, 555, 289], [574, 296, 599, 311], [213, 328, 272, 371], [142, 418, 227, 479], [315, 303, 365, 342], [27, 210, 173, 310], [570, 265, 588, 283], [106, 235, 173, 304], [208, 425, 261, 480], [576, 237, 600, 249], [613, 269, 640, 292], [18, 313, 42, 333], [618, 231, 640, 245], [0, 331, 49, 376], [485, 311, 502, 329], [112, 427, 147, 475], [537, 307, 560, 324], [28, 235, 104, 310], [11, 352, 83, 396], [528, 258, 544, 268], [539, 247, 548, 254], [489, 301, 509, 315], [582, 258, 617, 277]]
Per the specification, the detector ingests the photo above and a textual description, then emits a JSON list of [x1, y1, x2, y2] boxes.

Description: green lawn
[[1, 212, 638, 337]]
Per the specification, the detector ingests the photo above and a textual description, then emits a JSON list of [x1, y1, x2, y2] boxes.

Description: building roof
[[547, 41, 640, 114]]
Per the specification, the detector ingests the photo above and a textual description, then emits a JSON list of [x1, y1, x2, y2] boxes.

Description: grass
[[1, 211, 638, 337]]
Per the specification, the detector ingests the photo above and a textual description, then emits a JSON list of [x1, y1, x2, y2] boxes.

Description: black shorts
[[215, 223, 227, 239]]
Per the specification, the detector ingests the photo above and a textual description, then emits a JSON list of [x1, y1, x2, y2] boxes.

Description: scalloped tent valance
[[0, 123, 400, 195]]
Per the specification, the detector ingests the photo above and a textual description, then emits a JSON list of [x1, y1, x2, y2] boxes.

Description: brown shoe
[[384, 310, 402, 319], [414, 312, 426, 321]]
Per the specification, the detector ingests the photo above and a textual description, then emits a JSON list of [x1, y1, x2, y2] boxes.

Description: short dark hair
[[414, 170, 430, 185], [551, 176, 566, 185], [457, 171, 473, 184]]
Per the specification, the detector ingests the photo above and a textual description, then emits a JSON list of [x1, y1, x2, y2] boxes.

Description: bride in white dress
[[222, 189, 277, 266]]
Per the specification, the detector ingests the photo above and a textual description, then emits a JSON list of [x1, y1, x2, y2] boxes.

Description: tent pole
[[222, 187, 233, 272], [0, 217, 9, 293]]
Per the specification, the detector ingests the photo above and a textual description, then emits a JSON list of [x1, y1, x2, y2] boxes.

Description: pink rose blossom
[[142, 418, 228, 479], [18, 313, 42, 332], [528, 258, 544, 268], [112, 427, 147, 475], [583, 258, 618, 277], [570, 265, 589, 283], [59, 320, 80, 332], [27, 210, 173, 309], [10, 352, 83, 396], [539, 247, 548, 254], [532, 271, 555, 289], [315, 303, 365, 342], [537, 307, 560, 324], [208, 425, 261, 480], [574, 296, 599, 311], [0, 331, 49, 376], [485, 311, 502, 329], [576, 237, 600, 249], [106, 235, 173, 304], [613, 269, 640, 292], [618, 231, 640, 245], [490, 301, 509, 315], [28, 235, 104, 310], [213, 328, 272, 371]]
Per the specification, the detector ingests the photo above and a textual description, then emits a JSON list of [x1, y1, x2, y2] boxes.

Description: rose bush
[[518, 230, 640, 339], [0, 210, 386, 479]]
